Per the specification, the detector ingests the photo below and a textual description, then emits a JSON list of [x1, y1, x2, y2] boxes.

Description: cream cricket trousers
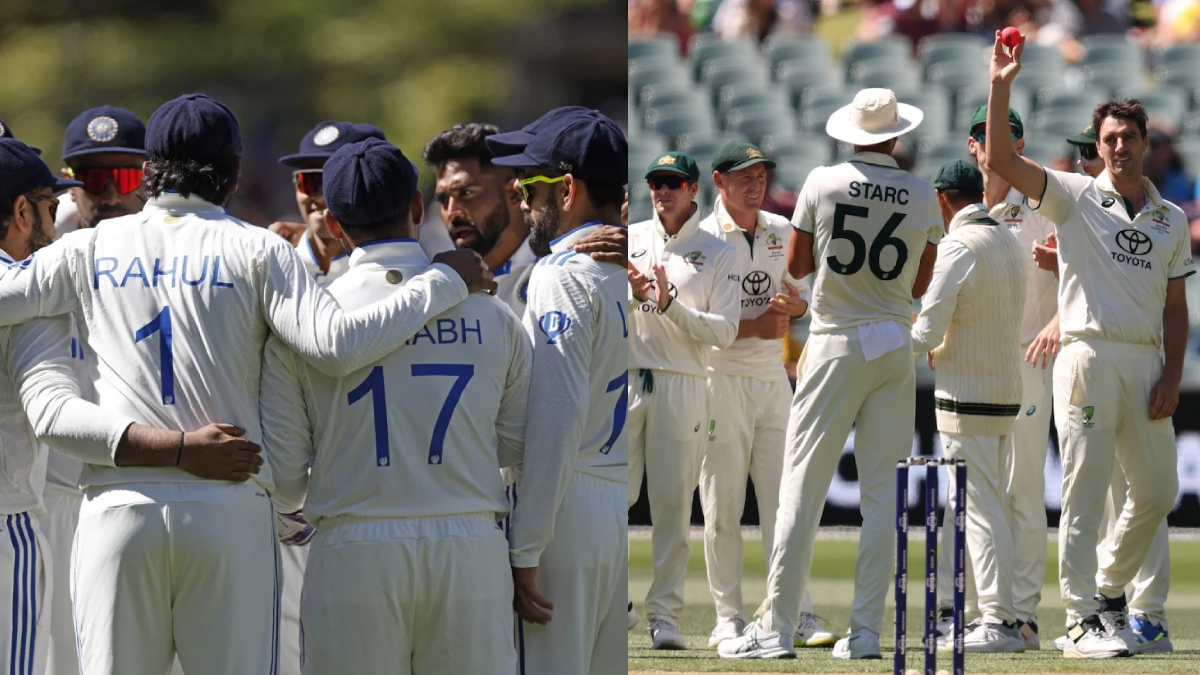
[[628, 369, 708, 624], [1101, 463, 1171, 628], [72, 483, 279, 675], [1053, 339, 1178, 625], [939, 433, 1018, 626], [2, 512, 49, 675], [279, 543, 308, 675], [699, 372, 789, 623], [43, 486, 80, 675], [520, 473, 627, 675], [761, 334, 914, 638], [299, 515, 514, 675]]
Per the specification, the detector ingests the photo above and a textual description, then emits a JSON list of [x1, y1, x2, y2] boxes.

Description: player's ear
[[408, 189, 424, 230], [712, 171, 723, 190], [323, 209, 345, 240], [505, 175, 522, 206], [561, 173, 576, 212]]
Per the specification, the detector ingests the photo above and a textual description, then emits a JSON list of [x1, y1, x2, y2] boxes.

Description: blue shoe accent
[[1130, 615, 1166, 643]]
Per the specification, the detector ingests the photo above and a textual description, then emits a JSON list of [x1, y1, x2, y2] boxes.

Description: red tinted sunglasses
[[293, 169, 323, 197], [68, 167, 143, 196]]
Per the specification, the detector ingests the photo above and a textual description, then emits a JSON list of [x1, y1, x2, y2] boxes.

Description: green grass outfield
[[628, 530, 1200, 674]]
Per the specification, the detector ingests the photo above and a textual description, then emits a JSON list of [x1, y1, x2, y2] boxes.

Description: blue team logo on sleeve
[[538, 311, 572, 344]]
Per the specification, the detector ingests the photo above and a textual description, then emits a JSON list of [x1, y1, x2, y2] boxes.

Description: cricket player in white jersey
[[912, 159, 1027, 653], [0, 137, 271, 675], [695, 142, 831, 650], [720, 88, 942, 660], [984, 34, 1192, 658], [258, 137, 528, 674], [1031, 125, 1175, 655], [627, 149, 740, 650], [489, 108, 629, 675], [0, 95, 495, 675]]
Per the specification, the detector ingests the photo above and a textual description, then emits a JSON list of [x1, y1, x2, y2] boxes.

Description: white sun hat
[[825, 88, 923, 146]]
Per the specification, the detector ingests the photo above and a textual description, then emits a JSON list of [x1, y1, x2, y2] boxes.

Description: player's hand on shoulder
[[573, 225, 628, 266], [177, 423, 263, 483], [512, 566, 554, 625], [432, 248, 497, 296]]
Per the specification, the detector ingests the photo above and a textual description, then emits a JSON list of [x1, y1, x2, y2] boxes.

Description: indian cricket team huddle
[[630, 31, 1189, 662], [0, 93, 629, 674]]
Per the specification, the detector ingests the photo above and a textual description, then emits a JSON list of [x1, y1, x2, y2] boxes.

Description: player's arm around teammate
[[911, 160, 1028, 653], [626, 150, 741, 650]]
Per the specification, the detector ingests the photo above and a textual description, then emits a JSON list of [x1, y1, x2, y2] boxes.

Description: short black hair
[[582, 180, 626, 211], [939, 188, 984, 204], [422, 123, 501, 169], [0, 189, 38, 241], [340, 206, 413, 243], [142, 155, 239, 205]]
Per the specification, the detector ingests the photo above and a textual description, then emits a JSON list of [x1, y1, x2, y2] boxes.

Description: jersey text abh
[[93, 255, 235, 289]]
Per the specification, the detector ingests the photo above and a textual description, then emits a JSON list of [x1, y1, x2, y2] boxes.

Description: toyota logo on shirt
[[742, 271, 771, 296], [1115, 229, 1153, 256]]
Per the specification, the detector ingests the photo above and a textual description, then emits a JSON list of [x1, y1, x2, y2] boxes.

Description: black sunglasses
[[648, 176, 689, 191], [1078, 144, 1098, 161]]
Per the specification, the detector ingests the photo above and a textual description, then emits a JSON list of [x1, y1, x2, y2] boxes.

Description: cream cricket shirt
[[991, 188, 1058, 344], [628, 206, 741, 377], [297, 231, 349, 286], [792, 151, 943, 334], [699, 196, 809, 379], [1033, 169, 1195, 346]]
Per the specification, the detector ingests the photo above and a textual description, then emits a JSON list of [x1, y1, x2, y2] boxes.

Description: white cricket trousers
[[2, 512, 48, 675], [699, 373, 789, 623], [72, 483, 279, 675], [1101, 462, 1170, 627], [43, 486, 80, 675], [937, 348, 1054, 624], [1053, 339, 1177, 625], [761, 334, 914, 638], [627, 369, 707, 624], [940, 433, 1018, 626], [299, 514, 514, 675], [520, 473, 627, 675], [278, 544, 307, 675]]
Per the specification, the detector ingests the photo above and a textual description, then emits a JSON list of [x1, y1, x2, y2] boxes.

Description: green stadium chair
[[630, 63, 689, 103], [924, 60, 987, 91], [643, 106, 716, 147], [1139, 90, 1188, 127], [1080, 61, 1149, 98], [638, 82, 704, 112], [1034, 89, 1106, 118], [760, 135, 833, 165], [629, 35, 679, 62], [629, 132, 670, 159], [918, 33, 987, 69], [689, 38, 760, 81], [779, 70, 845, 110], [952, 84, 1034, 132], [718, 84, 789, 118], [675, 132, 750, 158], [1031, 111, 1096, 139], [848, 59, 921, 88], [1083, 36, 1143, 68], [766, 36, 830, 78], [727, 109, 796, 144], [1159, 44, 1200, 71], [843, 35, 913, 76], [799, 94, 853, 133], [917, 138, 968, 168], [701, 63, 769, 106], [773, 159, 822, 193], [1018, 43, 1064, 71]]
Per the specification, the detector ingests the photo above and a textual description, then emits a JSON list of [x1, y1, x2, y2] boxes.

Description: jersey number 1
[[827, 203, 909, 281], [134, 306, 175, 405], [348, 363, 475, 467]]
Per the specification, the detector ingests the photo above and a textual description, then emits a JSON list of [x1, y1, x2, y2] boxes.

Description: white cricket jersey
[[791, 151, 943, 333], [1033, 169, 1195, 346], [296, 231, 349, 286], [493, 238, 537, 317], [0, 192, 469, 494], [628, 206, 740, 377], [53, 191, 83, 239], [990, 188, 1057, 344], [508, 223, 628, 568], [42, 314, 91, 492], [261, 239, 531, 526], [700, 196, 809, 379]]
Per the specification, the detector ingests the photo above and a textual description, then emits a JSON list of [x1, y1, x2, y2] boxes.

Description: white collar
[[145, 192, 226, 214], [848, 151, 900, 169], [549, 221, 613, 254], [652, 203, 702, 242], [713, 195, 763, 234], [348, 238, 428, 269], [947, 203, 992, 233]]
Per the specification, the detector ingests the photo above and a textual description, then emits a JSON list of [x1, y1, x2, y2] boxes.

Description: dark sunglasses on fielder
[[647, 177, 689, 191], [293, 169, 323, 197]]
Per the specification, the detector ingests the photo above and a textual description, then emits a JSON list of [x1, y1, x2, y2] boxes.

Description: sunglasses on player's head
[[647, 176, 690, 191], [1078, 144, 1098, 161], [65, 167, 144, 196], [293, 169, 323, 197]]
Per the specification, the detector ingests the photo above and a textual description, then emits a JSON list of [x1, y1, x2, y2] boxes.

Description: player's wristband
[[660, 295, 674, 313], [175, 431, 184, 466]]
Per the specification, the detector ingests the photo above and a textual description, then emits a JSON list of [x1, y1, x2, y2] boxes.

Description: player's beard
[[28, 210, 55, 255], [452, 201, 509, 256], [527, 197, 561, 258]]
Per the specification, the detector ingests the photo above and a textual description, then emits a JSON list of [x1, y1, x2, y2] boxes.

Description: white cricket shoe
[[961, 622, 1026, 653], [937, 619, 977, 651], [1096, 594, 1138, 654], [1017, 619, 1040, 650], [1062, 617, 1131, 659], [1054, 634, 1067, 651], [716, 619, 795, 659], [832, 627, 882, 659], [628, 602, 639, 632], [707, 617, 745, 647], [649, 619, 687, 650], [1130, 614, 1173, 654], [794, 613, 838, 647]]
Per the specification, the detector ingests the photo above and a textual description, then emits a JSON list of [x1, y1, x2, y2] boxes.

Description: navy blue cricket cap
[[0, 118, 42, 155], [0, 138, 83, 203], [484, 106, 601, 157], [279, 121, 388, 167], [145, 94, 242, 163], [62, 106, 146, 162], [490, 108, 627, 186], [323, 138, 419, 228]]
